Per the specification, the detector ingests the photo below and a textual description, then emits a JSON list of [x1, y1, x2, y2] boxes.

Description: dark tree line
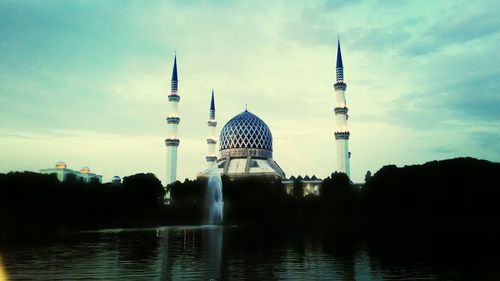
[[363, 157, 500, 231], [1, 157, 499, 233], [167, 171, 361, 228], [169, 157, 500, 232], [0, 172, 167, 231]]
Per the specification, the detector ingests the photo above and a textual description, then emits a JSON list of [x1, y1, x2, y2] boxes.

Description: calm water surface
[[0, 226, 497, 280]]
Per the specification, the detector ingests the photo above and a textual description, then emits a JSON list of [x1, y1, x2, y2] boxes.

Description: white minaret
[[206, 90, 218, 168], [165, 54, 180, 185], [333, 39, 351, 178]]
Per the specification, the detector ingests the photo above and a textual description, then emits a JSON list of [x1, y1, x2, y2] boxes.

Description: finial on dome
[[245, 104, 248, 111]]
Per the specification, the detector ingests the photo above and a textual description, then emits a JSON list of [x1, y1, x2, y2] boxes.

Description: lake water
[[0, 226, 498, 280]]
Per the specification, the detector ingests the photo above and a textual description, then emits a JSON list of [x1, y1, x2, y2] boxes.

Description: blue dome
[[220, 110, 273, 152]]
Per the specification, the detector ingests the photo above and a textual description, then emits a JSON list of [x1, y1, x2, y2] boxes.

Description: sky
[[0, 0, 499, 184]]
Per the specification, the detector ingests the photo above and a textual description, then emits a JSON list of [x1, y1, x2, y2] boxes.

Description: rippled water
[[0, 226, 497, 280]]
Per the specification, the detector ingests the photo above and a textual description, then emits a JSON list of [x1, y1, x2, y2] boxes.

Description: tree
[[319, 172, 351, 200], [122, 173, 165, 207], [365, 170, 372, 183]]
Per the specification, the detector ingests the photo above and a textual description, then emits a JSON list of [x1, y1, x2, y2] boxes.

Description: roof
[[171, 55, 178, 81], [336, 39, 343, 68], [219, 110, 273, 152]]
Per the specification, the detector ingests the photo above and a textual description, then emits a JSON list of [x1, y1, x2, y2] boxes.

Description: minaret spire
[[210, 89, 215, 120], [206, 90, 218, 166], [165, 53, 181, 187], [333, 38, 351, 179], [336, 38, 344, 82], [171, 54, 178, 93]]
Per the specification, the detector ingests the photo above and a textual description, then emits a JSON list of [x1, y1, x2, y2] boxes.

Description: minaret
[[333, 39, 351, 178], [165, 54, 180, 185], [206, 90, 218, 168]]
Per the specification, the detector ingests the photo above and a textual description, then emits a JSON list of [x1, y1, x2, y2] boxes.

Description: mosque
[[40, 161, 103, 183], [215, 109, 285, 178], [164, 40, 351, 188]]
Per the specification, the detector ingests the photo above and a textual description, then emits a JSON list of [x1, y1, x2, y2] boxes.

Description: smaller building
[[283, 175, 322, 196], [111, 176, 122, 184], [40, 161, 103, 183]]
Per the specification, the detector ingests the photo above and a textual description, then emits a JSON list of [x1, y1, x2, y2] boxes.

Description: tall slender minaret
[[333, 38, 351, 178], [165, 54, 180, 185], [206, 90, 218, 168]]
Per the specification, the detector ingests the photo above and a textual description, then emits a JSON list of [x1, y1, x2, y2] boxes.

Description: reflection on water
[[0, 256, 8, 281], [159, 226, 223, 280], [0, 227, 498, 280]]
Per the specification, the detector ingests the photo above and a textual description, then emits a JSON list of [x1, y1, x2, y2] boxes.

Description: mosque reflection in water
[[159, 227, 361, 280], [160, 227, 224, 280]]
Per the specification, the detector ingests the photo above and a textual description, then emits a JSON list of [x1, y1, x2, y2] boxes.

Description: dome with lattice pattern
[[219, 110, 272, 153]]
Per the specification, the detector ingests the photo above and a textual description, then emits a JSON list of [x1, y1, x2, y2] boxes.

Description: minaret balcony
[[165, 138, 180, 147], [206, 156, 217, 162], [334, 82, 347, 91], [334, 131, 350, 140], [207, 138, 217, 145], [166, 117, 180, 124], [168, 94, 180, 102], [207, 120, 217, 126], [334, 107, 348, 115]]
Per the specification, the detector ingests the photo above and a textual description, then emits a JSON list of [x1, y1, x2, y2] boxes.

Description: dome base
[[213, 156, 285, 179], [220, 148, 272, 159]]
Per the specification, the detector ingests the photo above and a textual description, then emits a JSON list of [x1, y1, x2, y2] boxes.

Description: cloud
[[471, 131, 500, 154], [431, 147, 457, 154], [380, 65, 500, 131], [403, 10, 500, 56], [0, 132, 48, 140]]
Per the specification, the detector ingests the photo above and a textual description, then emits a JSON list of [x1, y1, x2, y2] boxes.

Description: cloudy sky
[[1, 0, 499, 183]]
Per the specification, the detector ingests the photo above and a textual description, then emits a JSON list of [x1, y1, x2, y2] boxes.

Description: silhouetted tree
[[122, 173, 165, 207], [365, 170, 372, 183], [320, 172, 351, 199], [169, 178, 206, 205], [2, 157, 500, 232], [364, 158, 500, 231], [319, 172, 360, 226]]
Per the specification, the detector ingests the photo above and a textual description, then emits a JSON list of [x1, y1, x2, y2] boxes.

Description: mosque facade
[[166, 39, 351, 184]]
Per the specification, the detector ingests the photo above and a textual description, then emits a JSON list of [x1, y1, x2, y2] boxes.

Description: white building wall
[[209, 126, 216, 140], [334, 86, 350, 178], [335, 114, 348, 132], [207, 125, 217, 158], [227, 159, 246, 174], [208, 143, 216, 156], [169, 101, 179, 117], [343, 139, 350, 177], [335, 89, 346, 107], [166, 100, 179, 185], [336, 139, 349, 176], [166, 146, 178, 184], [168, 123, 178, 138]]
